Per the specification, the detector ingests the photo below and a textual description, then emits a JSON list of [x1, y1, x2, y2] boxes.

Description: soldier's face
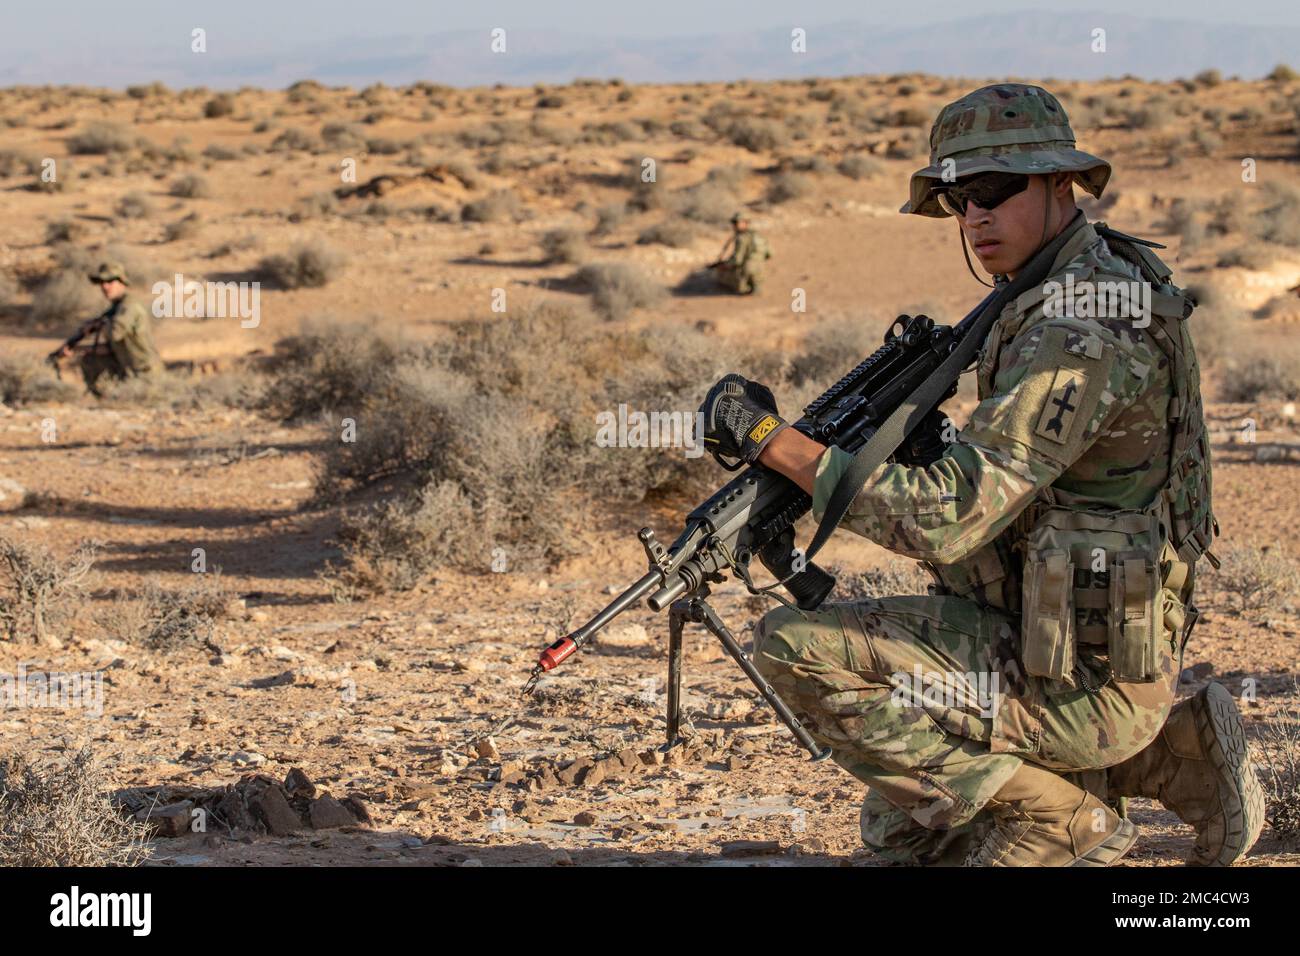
[[98, 279, 125, 300], [951, 173, 1070, 277]]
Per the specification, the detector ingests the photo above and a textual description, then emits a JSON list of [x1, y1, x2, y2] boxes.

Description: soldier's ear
[[1051, 172, 1075, 200]]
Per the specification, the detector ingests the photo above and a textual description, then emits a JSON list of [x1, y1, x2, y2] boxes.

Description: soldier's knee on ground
[[750, 604, 806, 680]]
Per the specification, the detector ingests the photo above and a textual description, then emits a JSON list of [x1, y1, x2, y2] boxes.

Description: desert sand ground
[[1, 72, 1299, 866]]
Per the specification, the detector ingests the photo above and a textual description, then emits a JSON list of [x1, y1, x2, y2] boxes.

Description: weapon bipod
[[664, 586, 830, 761]]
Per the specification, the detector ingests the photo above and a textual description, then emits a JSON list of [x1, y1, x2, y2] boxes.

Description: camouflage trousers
[[79, 352, 128, 396], [714, 263, 761, 294], [752, 595, 1180, 865]]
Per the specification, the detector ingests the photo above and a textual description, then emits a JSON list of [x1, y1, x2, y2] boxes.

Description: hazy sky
[[4, 0, 1298, 55], [2, 0, 1295, 85]]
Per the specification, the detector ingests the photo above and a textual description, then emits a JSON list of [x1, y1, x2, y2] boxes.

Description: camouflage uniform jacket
[[729, 231, 771, 273], [811, 215, 1192, 616], [92, 294, 161, 375]]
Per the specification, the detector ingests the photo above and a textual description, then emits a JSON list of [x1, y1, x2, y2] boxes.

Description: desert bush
[[289, 191, 338, 222], [201, 143, 239, 161], [540, 228, 588, 264], [461, 189, 523, 223], [678, 179, 736, 225], [767, 171, 813, 204], [114, 575, 233, 651], [726, 118, 789, 152], [43, 218, 85, 244], [1268, 64, 1299, 83], [591, 203, 627, 236], [67, 121, 136, 155], [203, 93, 236, 118], [0, 535, 97, 643], [169, 174, 211, 198], [0, 149, 38, 178], [114, 191, 154, 220], [270, 127, 317, 152], [831, 563, 933, 600], [163, 212, 203, 242], [1210, 544, 1300, 613], [0, 271, 15, 312], [838, 153, 883, 180], [0, 748, 151, 866], [29, 270, 97, 327], [1218, 350, 1300, 402], [262, 316, 406, 421], [257, 242, 346, 289], [575, 261, 664, 321], [1254, 683, 1300, 845], [0, 354, 79, 405], [888, 106, 931, 127], [638, 217, 698, 248]]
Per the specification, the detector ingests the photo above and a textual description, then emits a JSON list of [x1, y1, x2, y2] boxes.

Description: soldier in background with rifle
[[708, 212, 770, 294], [49, 261, 161, 395]]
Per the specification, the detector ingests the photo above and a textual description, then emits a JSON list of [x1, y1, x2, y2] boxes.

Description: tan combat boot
[[1106, 682, 1264, 866], [964, 762, 1138, 866]]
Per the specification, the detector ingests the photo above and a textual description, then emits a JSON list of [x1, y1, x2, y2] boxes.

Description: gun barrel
[[536, 569, 662, 672]]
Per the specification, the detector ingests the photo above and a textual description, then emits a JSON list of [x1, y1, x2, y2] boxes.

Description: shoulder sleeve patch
[[996, 325, 1112, 466]]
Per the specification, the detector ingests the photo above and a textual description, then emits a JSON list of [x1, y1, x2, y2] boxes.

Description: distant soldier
[[50, 262, 161, 395], [710, 213, 771, 294]]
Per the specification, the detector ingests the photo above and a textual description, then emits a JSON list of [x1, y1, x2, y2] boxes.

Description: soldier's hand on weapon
[[698, 373, 789, 465]]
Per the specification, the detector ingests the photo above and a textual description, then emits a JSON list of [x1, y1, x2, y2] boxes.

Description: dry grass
[[0, 535, 98, 643], [1210, 544, 1300, 614], [575, 261, 664, 321], [0, 747, 152, 866], [258, 241, 347, 289]]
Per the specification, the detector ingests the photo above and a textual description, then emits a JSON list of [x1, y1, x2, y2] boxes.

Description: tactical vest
[[925, 225, 1216, 689]]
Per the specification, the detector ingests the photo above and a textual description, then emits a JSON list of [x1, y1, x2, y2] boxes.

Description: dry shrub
[[0, 535, 97, 643], [43, 218, 85, 244], [1254, 682, 1300, 845], [767, 171, 813, 204], [201, 143, 239, 161], [0, 748, 151, 866], [1210, 544, 1300, 614], [540, 228, 588, 264], [270, 127, 318, 152], [1218, 349, 1300, 402], [263, 317, 405, 421], [838, 153, 883, 180], [289, 191, 338, 222], [0, 354, 79, 405], [114, 191, 154, 219], [203, 93, 235, 118], [726, 118, 789, 152], [678, 178, 737, 225], [575, 261, 664, 321], [258, 241, 346, 289], [830, 563, 933, 600], [638, 218, 698, 248], [28, 270, 97, 328], [163, 212, 202, 242], [113, 575, 233, 651], [0, 149, 38, 177], [169, 174, 211, 198], [461, 190, 523, 223], [67, 121, 136, 155], [288, 304, 766, 590]]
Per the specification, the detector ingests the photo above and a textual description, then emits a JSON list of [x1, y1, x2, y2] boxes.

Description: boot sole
[[1189, 682, 1265, 866], [1070, 818, 1138, 867]]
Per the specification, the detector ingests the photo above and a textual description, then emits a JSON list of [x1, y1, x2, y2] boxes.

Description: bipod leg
[[690, 598, 830, 761], [665, 599, 690, 749]]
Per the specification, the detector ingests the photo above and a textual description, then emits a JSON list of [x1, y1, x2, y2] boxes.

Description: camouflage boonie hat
[[88, 261, 129, 284], [730, 211, 745, 224], [901, 84, 1111, 218]]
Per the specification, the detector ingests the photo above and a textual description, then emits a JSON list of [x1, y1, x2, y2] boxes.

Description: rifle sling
[[803, 211, 1087, 565]]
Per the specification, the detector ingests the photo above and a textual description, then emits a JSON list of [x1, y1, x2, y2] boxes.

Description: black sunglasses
[[933, 172, 1030, 216]]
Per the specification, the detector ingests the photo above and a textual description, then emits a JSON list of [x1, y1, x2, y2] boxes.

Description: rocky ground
[[1, 73, 1299, 866]]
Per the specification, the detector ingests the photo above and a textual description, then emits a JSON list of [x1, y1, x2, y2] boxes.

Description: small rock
[[0, 477, 27, 512], [283, 767, 317, 798], [573, 811, 599, 826], [250, 787, 303, 836], [475, 737, 500, 760], [550, 849, 574, 866], [137, 802, 193, 838], [250, 671, 296, 689], [721, 840, 783, 857], [308, 794, 356, 829], [1181, 661, 1215, 683]]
